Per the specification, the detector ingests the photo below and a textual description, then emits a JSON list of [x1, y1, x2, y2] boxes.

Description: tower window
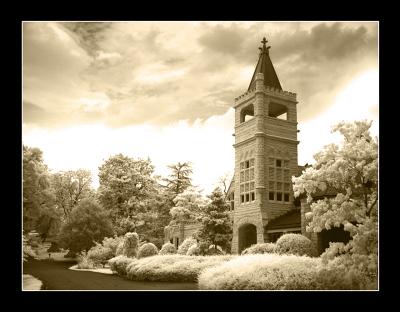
[[239, 158, 255, 205], [240, 104, 255, 123], [276, 159, 282, 167], [268, 157, 291, 203], [276, 192, 283, 201]]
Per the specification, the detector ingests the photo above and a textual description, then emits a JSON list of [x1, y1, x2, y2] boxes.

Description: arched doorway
[[238, 223, 257, 253]]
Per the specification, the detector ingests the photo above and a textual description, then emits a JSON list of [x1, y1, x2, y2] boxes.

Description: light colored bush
[[138, 243, 159, 259], [199, 254, 321, 290], [274, 233, 316, 257], [177, 237, 197, 255], [126, 254, 234, 282], [241, 243, 276, 255], [116, 232, 139, 258], [76, 251, 97, 269], [186, 244, 200, 256], [87, 244, 114, 266], [102, 236, 124, 256], [108, 255, 137, 276], [159, 242, 176, 255]]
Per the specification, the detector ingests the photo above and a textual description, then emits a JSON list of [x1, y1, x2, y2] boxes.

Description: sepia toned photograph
[[22, 21, 378, 291]]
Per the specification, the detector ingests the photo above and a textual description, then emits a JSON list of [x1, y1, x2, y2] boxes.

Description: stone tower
[[231, 38, 299, 254]]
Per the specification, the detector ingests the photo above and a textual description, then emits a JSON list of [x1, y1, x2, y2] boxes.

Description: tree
[[169, 187, 209, 225], [217, 172, 233, 198], [292, 120, 378, 284], [23, 145, 59, 239], [51, 169, 95, 219], [57, 198, 114, 256], [195, 187, 233, 253], [98, 154, 156, 221], [164, 162, 193, 196]]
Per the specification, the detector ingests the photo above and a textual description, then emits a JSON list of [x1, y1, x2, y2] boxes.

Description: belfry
[[227, 37, 302, 254]]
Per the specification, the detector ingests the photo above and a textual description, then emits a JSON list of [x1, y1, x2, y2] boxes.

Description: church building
[[165, 37, 350, 255]]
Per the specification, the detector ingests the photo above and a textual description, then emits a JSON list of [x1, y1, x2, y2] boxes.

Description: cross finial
[[261, 37, 268, 46]]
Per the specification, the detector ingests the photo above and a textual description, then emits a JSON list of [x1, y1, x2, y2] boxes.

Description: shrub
[[23, 235, 37, 262], [274, 234, 316, 257], [138, 243, 159, 259], [177, 237, 197, 255], [116, 232, 139, 258], [87, 244, 114, 266], [47, 242, 60, 252], [108, 255, 137, 276], [159, 242, 176, 255], [317, 252, 377, 290], [241, 243, 276, 255], [126, 254, 234, 282], [76, 251, 97, 269], [186, 244, 200, 256], [199, 254, 321, 290], [102, 236, 124, 256]]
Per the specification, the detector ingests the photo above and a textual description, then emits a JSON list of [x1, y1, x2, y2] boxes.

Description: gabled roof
[[267, 209, 301, 230], [247, 37, 282, 91]]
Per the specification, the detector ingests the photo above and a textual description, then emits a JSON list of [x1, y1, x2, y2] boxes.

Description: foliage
[[108, 255, 137, 276], [51, 169, 94, 219], [125, 255, 234, 282], [177, 237, 198, 255], [101, 236, 124, 256], [159, 242, 176, 255], [186, 244, 200, 256], [76, 251, 97, 269], [116, 232, 139, 258], [98, 154, 156, 222], [164, 162, 193, 196], [198, 253, 373, 290], [274, 234, 316, 257], [195, 187, 232, 253], [169, 187, 209, 225], [23, 235, 37, 262], [57, 199, 114, 255], [23, 146, 59, 239], [138, 243, 159, 259], [241, 243, 276, 255], [87, 244, 114, 266], [292, 120, 378, 274]]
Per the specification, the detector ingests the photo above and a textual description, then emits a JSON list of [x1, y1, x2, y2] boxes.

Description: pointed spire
[[247, 37, 282, 91]]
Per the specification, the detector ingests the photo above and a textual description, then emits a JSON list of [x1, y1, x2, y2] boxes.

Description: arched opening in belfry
[[317, 225, 351, 255], [269, 102, 287, 120], [238, 223, 257, 253], [240, 104, 255, 123]]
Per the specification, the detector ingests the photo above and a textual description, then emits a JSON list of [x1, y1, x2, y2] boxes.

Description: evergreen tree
[[196, 187, 233, 253], [164, 162, 193, 196]]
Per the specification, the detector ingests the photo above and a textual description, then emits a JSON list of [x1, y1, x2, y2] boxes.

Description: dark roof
[[248, 37, 282, 91], [267, 209, 301, 230]]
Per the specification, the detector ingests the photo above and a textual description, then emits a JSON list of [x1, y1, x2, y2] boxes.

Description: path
[[23, 259, 198, 290]]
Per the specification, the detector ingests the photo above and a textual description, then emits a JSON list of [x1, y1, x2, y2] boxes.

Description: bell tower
[[231, 37, 299, 254]]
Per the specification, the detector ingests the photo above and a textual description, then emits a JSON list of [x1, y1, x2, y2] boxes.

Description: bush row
[[198, 253, 376, 290]]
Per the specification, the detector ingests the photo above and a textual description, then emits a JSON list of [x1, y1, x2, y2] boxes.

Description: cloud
[[23, 21, 378, 131]]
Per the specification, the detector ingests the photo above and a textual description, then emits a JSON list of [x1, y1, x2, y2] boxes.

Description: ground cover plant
[[125, 254, 234, 282], [198, 253, 371, 290]]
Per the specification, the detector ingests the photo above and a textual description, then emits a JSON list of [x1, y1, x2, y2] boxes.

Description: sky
[[22, 21, 379, 195]]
